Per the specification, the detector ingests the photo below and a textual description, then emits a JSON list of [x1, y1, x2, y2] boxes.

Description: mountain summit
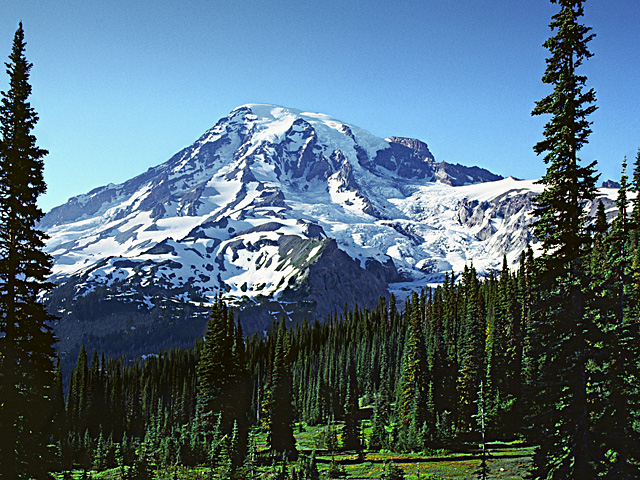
[[43, 104, 542, 360]]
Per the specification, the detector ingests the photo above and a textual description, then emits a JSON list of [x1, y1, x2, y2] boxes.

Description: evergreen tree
[[129, 451, 152, 480], [93, 430, 107, 471], [268, 318, 297, 458], [0, 23, 57, 480], [115, 442, 126, 479], [593, 162, 640, 477], [590, 200, 609, 278], [226, 419, 240, 479], [631, 149, 640, 229], [398, 292, 428, 435], [69, 346, 89, 435], [520, 247, 538, 430], [296, 452, 320, 480], [242, 428, 260, 480], [341, 358, 361, 452], [197, 296, 235, 434], [87, 349, 105, 437], [369, 350, 391, 451], [457, 265, 485, 432], [527, 1, 600, 477]]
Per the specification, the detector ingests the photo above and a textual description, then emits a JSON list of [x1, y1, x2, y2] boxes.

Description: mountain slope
[[42, 103, 603, 361]]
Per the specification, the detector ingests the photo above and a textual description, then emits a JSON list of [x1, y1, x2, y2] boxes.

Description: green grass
[[292, 422, 533, 479], [310, 447, 532, 479], [53, 465, 212, 479], [53, 424, 533, 479]]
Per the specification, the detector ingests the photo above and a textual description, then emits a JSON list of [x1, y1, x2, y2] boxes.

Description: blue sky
[[1, 1, 638, 212]]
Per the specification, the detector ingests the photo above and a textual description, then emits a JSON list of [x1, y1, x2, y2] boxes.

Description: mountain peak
[[387, 136, 434, 159], [232, 103, 344, 125], [41, 103, 532, 360]]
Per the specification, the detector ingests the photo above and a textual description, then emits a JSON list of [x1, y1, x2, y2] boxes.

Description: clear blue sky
[[1, 1, 638, 212]]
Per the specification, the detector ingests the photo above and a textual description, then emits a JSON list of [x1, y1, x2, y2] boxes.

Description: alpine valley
[[41, 104, 615, 362]]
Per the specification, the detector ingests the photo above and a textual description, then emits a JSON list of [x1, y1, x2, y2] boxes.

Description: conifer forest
[[1, 1, 640, 479]]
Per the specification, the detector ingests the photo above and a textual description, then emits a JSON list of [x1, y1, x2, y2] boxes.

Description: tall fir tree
[[369, 346, 392, 451], [456, 265, 485, 433], [0, 23, 57, 480], [196, 296, 234, 434], [398, 291, 429, 449], [268, 318, 297, 458], [341, 357, 361, 452], [527, 1, 600, 477], [68, 346, 89, 437]]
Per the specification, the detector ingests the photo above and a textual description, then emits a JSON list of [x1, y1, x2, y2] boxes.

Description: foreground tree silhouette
[[527, 0, 600, 478], [0, 23, 57, 479]]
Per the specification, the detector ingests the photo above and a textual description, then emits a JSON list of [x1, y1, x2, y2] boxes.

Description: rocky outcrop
[[275, 238, 390, 322]]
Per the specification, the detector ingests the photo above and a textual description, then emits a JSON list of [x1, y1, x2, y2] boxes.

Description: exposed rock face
[[380, 136, 503, 185], [457, 189, 536, 252], [387, 136, 434, 159], [601, 180, 621, 189], [236, 237, 391, 331]]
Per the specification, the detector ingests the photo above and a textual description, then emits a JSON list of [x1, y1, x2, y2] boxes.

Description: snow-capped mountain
[[41, 103, 614, 360]]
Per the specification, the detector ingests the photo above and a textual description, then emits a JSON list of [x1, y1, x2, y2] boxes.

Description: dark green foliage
[[196, 296, 251, 471], [485, 257, 523, 438], [67, 346, 89, 436], [92, 430, 107, 471], [242, 428, 260, 479], [197, 297, 236, 431], [56, 260, 545, 477], [129, 450, 152, 480], [382, 461, 406, 480], [399, 292, 429, 442], [341, 358, 361, 451], [52, 356, 67, 454], [267, 318, 298, 458], [296, 452, 320, 480], [0, 23, 57, 480], [629, 149, 640, 319], [527, 0, 640, 478], [369, 354, 392, 451], [589, 161, 640, 477], [54, 225, 640, 477], [326, 457, 347, 478], [59, 345, 200, 469], [326, 424, 341, 452], [590, 200, 609, 280], [456, 265, 485, 434], [6, 3, 640, 479], [528, 0, 599, 477]]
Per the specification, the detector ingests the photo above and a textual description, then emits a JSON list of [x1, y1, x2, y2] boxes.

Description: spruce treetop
[[532, 0, 599, 264]]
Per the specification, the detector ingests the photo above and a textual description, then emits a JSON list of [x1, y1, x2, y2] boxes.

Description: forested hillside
[[55, 258, 534, 475]]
